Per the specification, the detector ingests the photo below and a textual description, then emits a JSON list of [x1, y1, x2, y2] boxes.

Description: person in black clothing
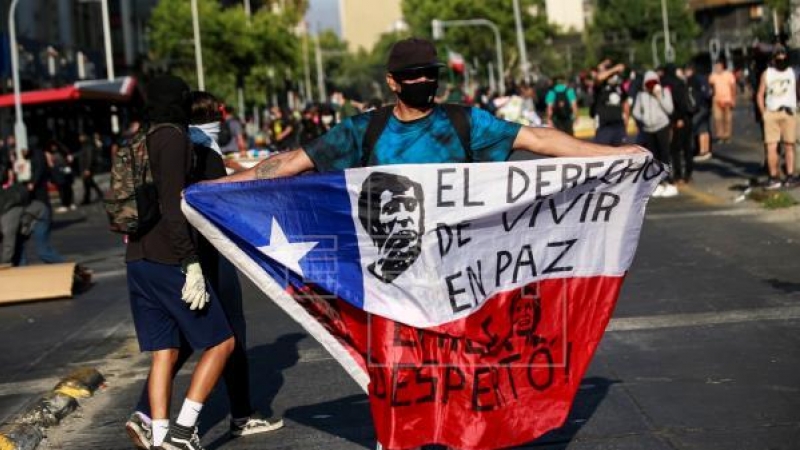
[[78, 133, 104, 204], [124, 75, 234, 450], [661, 63, 694, 184], [45, 140, 75, 212], [268, 106, 297, 150], [126, 91, 283, 448], [593, 62, 630, 145], [299, 104, 324, 146], [685, 64, 713, 161]]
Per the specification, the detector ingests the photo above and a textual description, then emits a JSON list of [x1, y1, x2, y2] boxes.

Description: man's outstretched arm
[[209, 149, 315, 183], [513, 126, 644, 158]]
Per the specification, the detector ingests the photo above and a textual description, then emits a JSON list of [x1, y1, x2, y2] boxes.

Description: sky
[[306, 0, 342, 35]]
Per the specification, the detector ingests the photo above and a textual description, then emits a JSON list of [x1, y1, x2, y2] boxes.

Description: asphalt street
[[1, 110, 799, 449]]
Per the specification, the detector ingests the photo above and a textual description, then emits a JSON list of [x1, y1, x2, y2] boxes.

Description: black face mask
[[776, 58, 789, 71], [397, 80, 438, 109]]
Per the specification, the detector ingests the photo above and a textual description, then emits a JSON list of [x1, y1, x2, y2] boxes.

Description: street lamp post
[[100, 0, 119, 133], [431, 18, 505, 95], [8, 0, 28, 162], [191, 0, 205, 90], [512, 0, 530, 84], [660, 0, 675, 63]]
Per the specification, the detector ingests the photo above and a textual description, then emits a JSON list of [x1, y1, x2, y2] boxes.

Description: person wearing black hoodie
[[124, 75, 234, 450], [661, 64, 694, 184]]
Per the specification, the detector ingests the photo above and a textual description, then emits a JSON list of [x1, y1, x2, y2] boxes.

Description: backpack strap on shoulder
[[361, 106, 394, 167], [441, 103, 473, 162]]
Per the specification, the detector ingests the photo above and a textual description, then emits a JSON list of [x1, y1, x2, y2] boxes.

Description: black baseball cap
[[386, 37, 445, 73]]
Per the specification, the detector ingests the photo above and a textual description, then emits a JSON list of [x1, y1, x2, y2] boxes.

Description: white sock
[[176, 398, 203, 428], [152, 419, 169, 446]]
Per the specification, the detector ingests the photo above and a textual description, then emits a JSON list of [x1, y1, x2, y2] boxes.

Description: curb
[[0, 368, 104, 450]]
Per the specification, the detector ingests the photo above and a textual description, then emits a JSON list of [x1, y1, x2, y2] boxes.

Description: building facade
[[338, 0, 403, 52], [545, 0, 591, 33]]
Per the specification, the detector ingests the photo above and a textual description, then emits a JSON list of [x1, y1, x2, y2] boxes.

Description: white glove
[[181, 262, 210, 310]]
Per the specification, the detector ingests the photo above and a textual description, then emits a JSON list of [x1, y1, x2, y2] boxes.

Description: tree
[[401, 0, 556, 83], [586, 0, 700, 68], [148, 0, 302, 109]]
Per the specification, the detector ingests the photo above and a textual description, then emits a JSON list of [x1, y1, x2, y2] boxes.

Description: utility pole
[[191, 0, 205, 90], [8, 0, 30, 181], [315, 33, 326, 103], [100, 0, 119, 133], [303, 30, 313, 102], [660, 0, 674, 63], [791, 0, 800, 48], [512, 0, 530, 84]]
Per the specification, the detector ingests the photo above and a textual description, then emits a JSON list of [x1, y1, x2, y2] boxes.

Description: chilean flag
[[182, 154, 664, 449]]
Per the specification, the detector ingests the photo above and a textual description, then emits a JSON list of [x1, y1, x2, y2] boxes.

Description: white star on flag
[[257, 218, 318, 277]]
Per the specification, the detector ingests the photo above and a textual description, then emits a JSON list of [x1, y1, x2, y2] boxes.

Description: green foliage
[[400, 0, 556, 81], [748, 189, 798, 209], [148, 0, 301, 108], [585, 0, 700, 69]]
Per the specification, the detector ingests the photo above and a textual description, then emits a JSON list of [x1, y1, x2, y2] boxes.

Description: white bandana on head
[[189, 122, 222, 156]]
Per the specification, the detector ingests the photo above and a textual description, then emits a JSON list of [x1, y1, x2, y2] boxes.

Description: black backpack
[[360, 104, 472, 167], [552, 89, 572, 121]]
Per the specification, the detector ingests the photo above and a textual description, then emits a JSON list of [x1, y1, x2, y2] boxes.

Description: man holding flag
[[188, 37, 658, 449]]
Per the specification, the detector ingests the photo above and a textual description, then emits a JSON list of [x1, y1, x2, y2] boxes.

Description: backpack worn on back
[[360, 104, 472, 167], [104, 124, 180, 236], [551, 88, 573, 121]]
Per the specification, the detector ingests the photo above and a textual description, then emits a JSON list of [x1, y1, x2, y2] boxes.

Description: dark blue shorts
[[127, 260, 233, 352]]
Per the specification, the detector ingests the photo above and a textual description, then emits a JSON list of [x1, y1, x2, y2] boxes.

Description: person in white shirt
[[757, 45, 798, 189]]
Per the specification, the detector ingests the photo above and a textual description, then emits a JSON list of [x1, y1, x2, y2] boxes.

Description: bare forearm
[[514, 126, 640, 157], [207, 149, 313, 183]]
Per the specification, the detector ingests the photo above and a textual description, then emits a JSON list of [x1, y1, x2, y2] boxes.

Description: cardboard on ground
[[0, 262, 75, 304]]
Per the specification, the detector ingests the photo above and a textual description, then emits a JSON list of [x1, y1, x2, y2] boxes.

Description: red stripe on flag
[[288, 275, 623, 449]]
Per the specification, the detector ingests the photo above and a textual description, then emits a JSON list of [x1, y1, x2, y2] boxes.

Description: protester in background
[[662, 64, 694, 185], [78, 133, 104, 205], [757, 46, 798, 189], [633, 70, 676, 197], [45, 140, 75, 213], [299, 104, 324, 146], [268, 106, 297, 151], [709, 60, 737, 143], [220, 106, 246, 156], [545, 75, 579, 135], [685, 64, 713, 161], [593, 61, 630, 145], [125, 75, 234, 450], [15, 144, 65, 265]]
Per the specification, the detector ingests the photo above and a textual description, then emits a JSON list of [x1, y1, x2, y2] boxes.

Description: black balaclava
[[145, 75, 190, 125]]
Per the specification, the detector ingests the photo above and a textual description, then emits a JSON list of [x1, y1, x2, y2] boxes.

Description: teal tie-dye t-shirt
[[304, 106, 522, 172]]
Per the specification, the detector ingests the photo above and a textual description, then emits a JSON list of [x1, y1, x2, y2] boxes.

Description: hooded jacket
[[633, 71, 674, 133]]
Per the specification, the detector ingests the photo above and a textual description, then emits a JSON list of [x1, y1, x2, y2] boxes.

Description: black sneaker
[[125, 412, 152, 450], [230, 411, 284, 437], [784, 175, 800, 188], [163, 423, 204, 450]]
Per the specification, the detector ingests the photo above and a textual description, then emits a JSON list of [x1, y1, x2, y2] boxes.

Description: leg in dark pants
[[82, 174, 104, 204], [646, 127, 673, 183], [670, 122, 693, 182]]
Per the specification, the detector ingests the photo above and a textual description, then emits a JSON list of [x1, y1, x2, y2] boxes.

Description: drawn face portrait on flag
[[510, 283, 542, 337], [358, 172, 425, 284]]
